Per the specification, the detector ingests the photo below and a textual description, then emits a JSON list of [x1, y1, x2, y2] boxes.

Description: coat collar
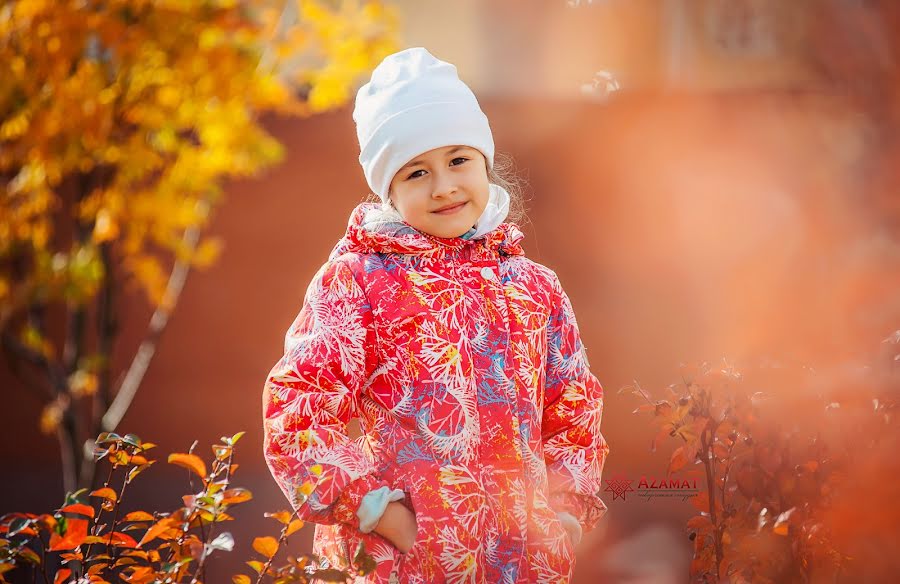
[[329, 203, 525, 261]]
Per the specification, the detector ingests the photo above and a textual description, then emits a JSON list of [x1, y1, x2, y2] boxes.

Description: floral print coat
[[263, 203, 609, 583]]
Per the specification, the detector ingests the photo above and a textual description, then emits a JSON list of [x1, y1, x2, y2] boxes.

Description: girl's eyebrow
[[400, 146, 468, 170]]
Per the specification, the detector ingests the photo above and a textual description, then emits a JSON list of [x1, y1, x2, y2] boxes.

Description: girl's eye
[[405, 157, 468, 180]]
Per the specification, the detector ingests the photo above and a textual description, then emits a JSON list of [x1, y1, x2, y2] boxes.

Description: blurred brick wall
[[2, 86, 896, 581]]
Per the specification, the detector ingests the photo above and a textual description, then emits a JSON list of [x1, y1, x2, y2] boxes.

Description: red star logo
[[604, 474, 635, 501]]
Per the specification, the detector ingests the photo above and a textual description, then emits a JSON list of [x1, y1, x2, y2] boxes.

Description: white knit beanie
[[353, 47, 510, 238]]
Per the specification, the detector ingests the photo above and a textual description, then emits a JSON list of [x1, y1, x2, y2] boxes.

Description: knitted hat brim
[[359, 100, 495, 201]]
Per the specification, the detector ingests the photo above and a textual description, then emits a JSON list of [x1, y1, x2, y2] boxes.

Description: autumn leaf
[[137, 517, 177, 548], [669, 446, 689, 474], [168, 453, 207, 480], [773, 507, 796, 536], [60, 503, 95, 519], [686, 514, 713, 535], [252, 536, 279, 559], [221, 488, 253, 505], [107, 531, 139, 548], [286, 519, 304, 537], [264, 510, 292, 525], [90, 487, 118, 502], [49, 517, 89, 550], [691, 491, 710, 514]]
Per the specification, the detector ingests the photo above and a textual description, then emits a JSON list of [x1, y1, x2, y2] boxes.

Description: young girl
[[263, 47, 609, 584]]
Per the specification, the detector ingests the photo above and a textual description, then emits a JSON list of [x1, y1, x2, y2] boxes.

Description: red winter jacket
[[263, 203, 609, 583]]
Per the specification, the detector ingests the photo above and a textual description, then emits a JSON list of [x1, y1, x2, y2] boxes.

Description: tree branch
[[98, 226, 200, 435]]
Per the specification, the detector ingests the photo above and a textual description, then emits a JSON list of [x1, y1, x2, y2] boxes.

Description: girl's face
[[388, 145, 489, 238]]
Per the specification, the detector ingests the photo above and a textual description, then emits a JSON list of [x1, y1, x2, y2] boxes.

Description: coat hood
[[329, 203, 525, 260]]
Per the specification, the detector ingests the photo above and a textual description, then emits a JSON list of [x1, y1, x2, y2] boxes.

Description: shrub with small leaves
[[0, 431, 377, 583], [625, 353, 899, 583]]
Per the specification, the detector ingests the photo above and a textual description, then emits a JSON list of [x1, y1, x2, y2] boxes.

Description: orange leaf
[[49, 518, 89, 550], [773, 507, 795, 536], [233, 576, 252, 584], [90, 487, 118, 502], [264, 511, 292, 525], [137, 517, 176, 547], [123, 511, 154, 522], [222, 488, 252, 505], [60, 503, 95, 519], [54, 569, 72, 584], [285, 519, 304, 537], [123, 566, 155, 583], [252, 536, 278, 559], [167, 453, 207, 480]]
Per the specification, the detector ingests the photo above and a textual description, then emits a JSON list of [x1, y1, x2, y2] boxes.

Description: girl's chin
[[409, 216, 478, 239], [420, 224, 474, 238]]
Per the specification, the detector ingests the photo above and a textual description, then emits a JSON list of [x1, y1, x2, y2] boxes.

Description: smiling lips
[[432, 201, 468, 215]]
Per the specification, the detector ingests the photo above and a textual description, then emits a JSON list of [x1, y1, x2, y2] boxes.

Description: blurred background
[[2, 0, 899, 582]]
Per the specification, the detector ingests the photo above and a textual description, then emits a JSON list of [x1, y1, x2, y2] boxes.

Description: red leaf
[[54, 568, 72, 584], [686, 514, 713, 533], [60, 503, 95, 519], [691, 491, 710, 513], [108, 531, 138, 548], [669, 446, 689, 474], [49, 518, 89, 551]]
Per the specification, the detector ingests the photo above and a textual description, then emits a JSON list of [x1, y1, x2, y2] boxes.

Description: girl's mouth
[[432, 201, 468, 215]]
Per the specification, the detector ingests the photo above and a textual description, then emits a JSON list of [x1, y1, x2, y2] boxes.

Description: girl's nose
[[431, 170, 458, 198]]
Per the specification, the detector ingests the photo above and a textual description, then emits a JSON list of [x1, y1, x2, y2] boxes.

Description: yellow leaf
[[252, 536, 278, 559], [68, 370, 99, 397], [92, 208, 119, 243], [40, 401, 63, 434], [192, 237, 222, 268]]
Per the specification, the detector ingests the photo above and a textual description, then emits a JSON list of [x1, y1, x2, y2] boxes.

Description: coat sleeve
[[263, 258, 389, 528], [541, 273, 610, 532]]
